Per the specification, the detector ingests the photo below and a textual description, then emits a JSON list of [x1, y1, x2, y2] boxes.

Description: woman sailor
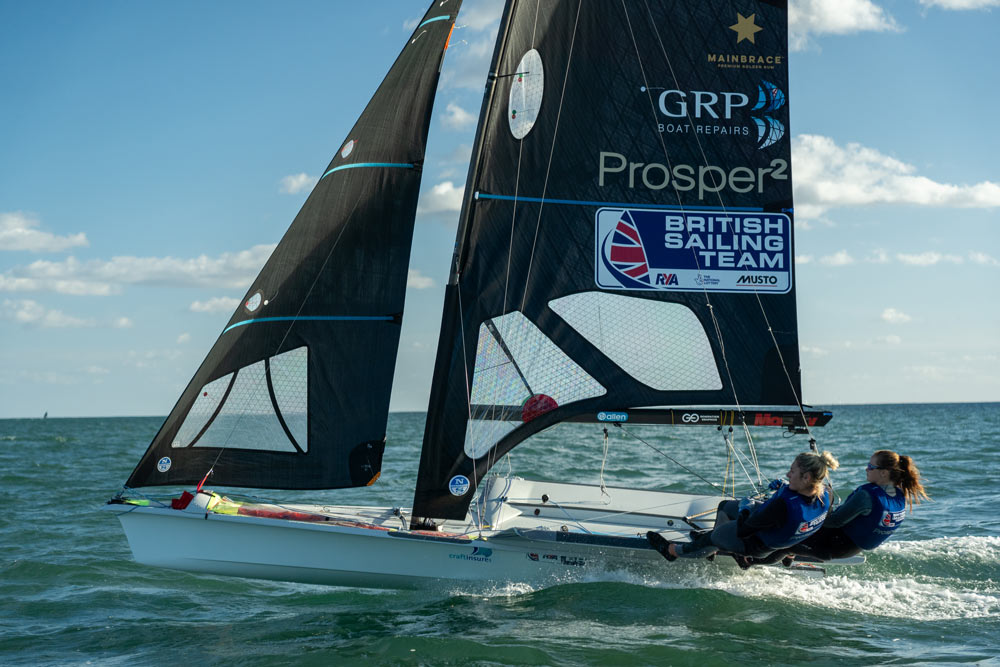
[[648, 450, 838, 565], [760, 449, 929, 564]]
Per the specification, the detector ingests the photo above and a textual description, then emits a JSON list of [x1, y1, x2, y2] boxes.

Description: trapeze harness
[[841, 483, 906, 550], [754, 485, 831, 549]]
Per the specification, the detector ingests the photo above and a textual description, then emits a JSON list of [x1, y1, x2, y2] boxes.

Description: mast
[[415, 0, 520, 525]]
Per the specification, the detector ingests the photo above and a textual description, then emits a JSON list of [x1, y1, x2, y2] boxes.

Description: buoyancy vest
[[754, 485, 831, 549], [841, 483, 906, 550]]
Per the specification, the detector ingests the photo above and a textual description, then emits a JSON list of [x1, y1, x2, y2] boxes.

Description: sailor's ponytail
[[819, 451, 840, 475], [794, 450, 839, 495], [873, 450, 930, 511]]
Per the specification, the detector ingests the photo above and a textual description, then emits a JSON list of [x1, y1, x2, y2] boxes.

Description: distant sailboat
[[107, 0, 848, 588], [43, 412, 48, 419]]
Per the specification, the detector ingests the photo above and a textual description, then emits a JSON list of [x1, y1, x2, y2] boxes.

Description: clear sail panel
[[549, 292, 722, 391], [172, 346, 308, 453], [464, 310, 605, 458]]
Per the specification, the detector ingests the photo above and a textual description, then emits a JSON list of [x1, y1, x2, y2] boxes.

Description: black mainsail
[[413, 0, 806, 520], [126, 1, 461, 490]]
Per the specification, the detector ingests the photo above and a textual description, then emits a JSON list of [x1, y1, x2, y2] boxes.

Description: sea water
[[1, 403, 998, 665]]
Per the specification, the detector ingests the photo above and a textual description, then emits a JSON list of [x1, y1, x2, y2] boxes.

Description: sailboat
[[107, 0, 843, 588]]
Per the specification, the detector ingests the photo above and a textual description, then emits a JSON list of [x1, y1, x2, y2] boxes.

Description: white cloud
[[789, 0, 899, 51], [881, 308, 912, 324], [795, 254, 813, 265], [447, 143, 473, 164], [0, 369, 80, 386], [961, 354, 998, 362], [918, 0, 1000, 9], [904, 364, 953, 380], [440, 35, 496, 90], [793, 134, 1000, 220], [819, 250, 854, 266], [191, 296, 240, 313], [85, 365, 110, 375], [126, 348, 183, 369], [800, 345, 829, 357], [442, 102, 475, 130], [875, 334, 902, 345], [407, 269, 435, 289], [969, 251, 999, 265], [0, 212, 88, 253], [417, 181, 464, 215], [113, 317, 134, 328], [896, 251, 963, 266], [177, 332, 191, 344], [1, 299, 94, 328], [866, 249, 890, 264], [456, 1, 504, 31], [280, 173, 317, 194], [0, 244, 275, 296], [402, 17, 420, 32]]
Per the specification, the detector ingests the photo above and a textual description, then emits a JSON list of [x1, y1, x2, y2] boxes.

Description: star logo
[[730, 12, 763, 44]]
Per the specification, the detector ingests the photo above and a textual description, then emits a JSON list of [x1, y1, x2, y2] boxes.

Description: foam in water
[[880, 535, 1000, 564], [679, 536, 1000, 621], [440, 537, 1000, 622]]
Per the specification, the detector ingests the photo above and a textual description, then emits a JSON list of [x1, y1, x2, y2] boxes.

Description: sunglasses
[[866, 463, 885, 471]]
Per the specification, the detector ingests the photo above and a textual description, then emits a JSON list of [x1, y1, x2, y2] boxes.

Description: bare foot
[[668, 543, 679, 558]]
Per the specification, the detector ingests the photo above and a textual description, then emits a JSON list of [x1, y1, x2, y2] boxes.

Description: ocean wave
[[710, 569, 1000, 621]]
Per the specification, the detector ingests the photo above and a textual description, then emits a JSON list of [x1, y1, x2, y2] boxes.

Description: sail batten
[[477, 192, 768, 212], [321, 163, 415, 179], [125, 0, 462, 491]]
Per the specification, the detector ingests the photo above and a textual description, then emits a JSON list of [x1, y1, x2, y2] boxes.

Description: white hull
[[107, 478, 736, 588]]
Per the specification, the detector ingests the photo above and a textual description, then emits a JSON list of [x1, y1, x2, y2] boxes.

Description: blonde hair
[[794, 450, 839, 495], [872, 449, 930, 512]]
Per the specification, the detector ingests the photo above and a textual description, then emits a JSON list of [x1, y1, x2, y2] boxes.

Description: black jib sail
[[413, 0, 804, 520], [126, 1, 461, 490]]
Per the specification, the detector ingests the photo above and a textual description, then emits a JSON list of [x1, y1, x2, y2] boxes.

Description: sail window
[[267, 346, 309, 448], [173, 372, 234, 448], [549, 292, 722, 391], [508, 49, 544, 140], [464, 310, 605, 459], [173, 346, 309, 453], [245, 292, 262, 313]]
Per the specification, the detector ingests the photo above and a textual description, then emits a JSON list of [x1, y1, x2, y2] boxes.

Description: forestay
[[126, 1, 461, 491]]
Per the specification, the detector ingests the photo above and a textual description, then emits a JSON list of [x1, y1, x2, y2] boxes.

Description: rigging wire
[[598, 426, 611, 500], [471, 0, 548, 508], [515, 0, 582, 317], [620, 1, 767, 488], [617, 424, 721, 493], [638, 0, 809, 426], [466, 0, 582, 498], [624, 1, 818, 490]]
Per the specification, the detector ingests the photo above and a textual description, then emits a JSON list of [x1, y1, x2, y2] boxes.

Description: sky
[[1, 0, 998, 419]]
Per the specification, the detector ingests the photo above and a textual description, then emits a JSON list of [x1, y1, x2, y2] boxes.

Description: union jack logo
[[606, 211, 650, 283]]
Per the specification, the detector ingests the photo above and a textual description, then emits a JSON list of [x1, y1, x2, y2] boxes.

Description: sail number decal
[[595, 208, 792, 293]]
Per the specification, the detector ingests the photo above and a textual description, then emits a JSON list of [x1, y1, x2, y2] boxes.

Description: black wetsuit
[[682, 495, 791, 558]]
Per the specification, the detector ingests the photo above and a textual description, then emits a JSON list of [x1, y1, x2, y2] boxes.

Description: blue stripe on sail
[[224, 315, 394, 334], [321, 163, 414, 180], [475, 192, 764, 213], [417, 16, 451, 28]]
